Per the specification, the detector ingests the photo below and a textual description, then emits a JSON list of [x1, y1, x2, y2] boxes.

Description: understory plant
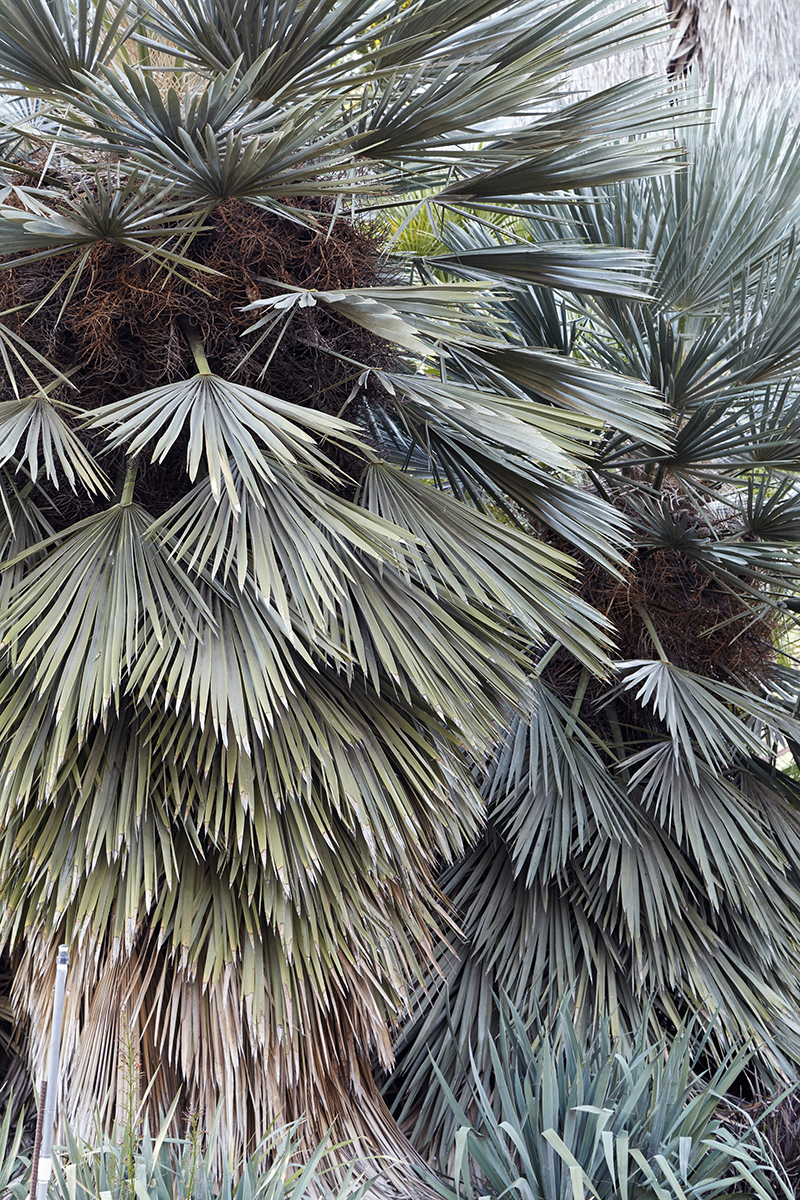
[[1, 1111, 375, 1200], [438, 1006, 793, 1200]]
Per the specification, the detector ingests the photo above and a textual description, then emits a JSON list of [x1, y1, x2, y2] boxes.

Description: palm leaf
[[489, 682, 636, 886], [62, 62, 366, 207], [322, 551, 534, 748], [428, 241, 651, 299], [435, 79, 684, 199], [371, 370, 603, 470], [0, 389, 106, 492], [464, 344, 668, 446], [88, 372, 360, 504], [360, 460, 612, 671], [0, 0, 710, 1172], [0, 503, 209, 752], [130, 580, 309, 755], [243, 282, 505, 357], [141, 0, 400, 91], [0, 172, 215, 302], [150, 458, 413, 638], [0, 307, 74, 398], [0, 0, 132, 93], [372, 405, 630, 570]]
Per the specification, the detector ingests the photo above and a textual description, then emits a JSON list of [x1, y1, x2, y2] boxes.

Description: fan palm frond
[[0, 389, 105, 491], [0, 503, 208, 743], [360, 461, 611, 670], [89, 371, 358, 501]]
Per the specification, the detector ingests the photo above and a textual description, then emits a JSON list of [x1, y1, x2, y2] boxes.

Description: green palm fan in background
[[0, 0, 683, 1170], [388, 80, 800, 1165]]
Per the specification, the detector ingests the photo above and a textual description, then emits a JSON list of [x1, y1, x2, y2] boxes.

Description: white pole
[[35, 945, 69, 1200]]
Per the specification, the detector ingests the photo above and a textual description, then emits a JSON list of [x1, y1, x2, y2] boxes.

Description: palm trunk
[[567, 0, 800, 95]]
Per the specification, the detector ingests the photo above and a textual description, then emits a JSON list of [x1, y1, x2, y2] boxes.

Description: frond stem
[[635, 603, 668, 662], [178, 315, 212, 375], [570, 668, 591, 717], [119, 456, 139, 506]]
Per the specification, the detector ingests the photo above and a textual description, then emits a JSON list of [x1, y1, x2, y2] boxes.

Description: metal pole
[[35, 945, 69, 1200]]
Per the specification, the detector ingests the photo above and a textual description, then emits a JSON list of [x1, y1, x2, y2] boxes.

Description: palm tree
[[388, 81, 800, 1165], [568, 0, 800, 94], [0, 0, 683, 1169]]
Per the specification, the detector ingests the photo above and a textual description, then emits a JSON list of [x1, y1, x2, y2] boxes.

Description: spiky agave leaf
[[438, 1004, 792, 1200]]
